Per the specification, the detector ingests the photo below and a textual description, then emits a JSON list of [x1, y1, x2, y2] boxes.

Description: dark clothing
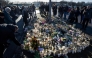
[[90, 8, 92, 18], [32, 5, 35, 12], [3, 10, 14, 24], [0, 18, 5, 24], [82, 18, 89, 29], [63, 6, 68, 20], [0, 24, 21, 58], [45, 5, 49, 12], [0, 24, 21, 45], [75, 10, 80, 17], [58, 6, 63, 12], [63, 6, 68, 12], [0, 44, 5, 58], [10, 10, 17, 19], [23, 11, 28, 26], [82, 9, 90, 29], [39, 5, 45, 11], [75, 10, 80, 23], [10, 10, 17, 25], [58, 6, 63, 18], [80, 9, 84, 23], [45, 4, 49, 16], [69, 10, 75, 23], [83, 9, 90, 19], [39, 5, 45, 15], [89, 8, 92, 23], [52, 5, 57, 16]]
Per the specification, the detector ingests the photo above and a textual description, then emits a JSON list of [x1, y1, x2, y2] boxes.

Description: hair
[[11, 6, 15, 10]]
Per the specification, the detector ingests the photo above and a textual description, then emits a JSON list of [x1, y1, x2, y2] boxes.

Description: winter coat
[[0, 24, 21, 46], [3, 10, 14, 24], [10, 10, 17, 20]]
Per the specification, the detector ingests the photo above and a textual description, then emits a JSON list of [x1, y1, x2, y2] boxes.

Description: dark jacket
[[39, 5, 45, 11], [63, 6, 68, 12], [52, 5, 57, 12], [45, 4, 49, 12], [58, 6, 63, 12], [3, 10, 14, 24], [0, 18, 5, 24], [69, 10, 75, 19], [0, 24, 21, 46], [83, 9, 90, 19], [10, 10, 17, 20], [75, 10, 80, 17], [32, 5, 35, 12], [23, 10, 28, 19]]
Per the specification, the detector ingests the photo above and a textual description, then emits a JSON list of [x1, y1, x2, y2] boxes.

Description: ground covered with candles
[[22, 17, 91, 58]]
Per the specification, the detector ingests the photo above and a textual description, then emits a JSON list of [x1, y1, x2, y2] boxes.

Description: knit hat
[[5, 7, 11, 13]]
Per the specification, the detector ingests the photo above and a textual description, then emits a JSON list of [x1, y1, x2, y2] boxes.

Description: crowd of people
[[0, 5, 23, 58], [0, 2, 92, 58], [39, 3, 92, 30], [0, 3, 37, 58]]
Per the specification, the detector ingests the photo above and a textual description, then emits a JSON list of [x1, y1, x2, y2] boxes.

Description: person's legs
[[82, 18, 86, 29], [61, 12, 63, 18], [25, 18, 28, 26], [58, 12, 60, 17], [23, 17, 27, 26], [75, 16, 78, 23], [40, 9, 42, 15], [34, 10, 36, 15], [53, 11, 55, 16], [85, 18, 89, 28], [64, 12, 67, 19], [54, 10, 57, 16], [80, 15, 83, 23]]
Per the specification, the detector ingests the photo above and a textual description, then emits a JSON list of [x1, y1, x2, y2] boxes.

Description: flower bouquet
[[31, 36, 40, 50]]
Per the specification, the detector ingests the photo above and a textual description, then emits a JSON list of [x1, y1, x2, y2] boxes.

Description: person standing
[[39, 3, 45, 16], [52, 4, 57, 16], [22, 7, 29, 27], [80, 6, 85, 24], [10, 7, 17, 25], [32, 4, 36, 17], [68, 8, 75, 24], [58, 5, 63, 18], [82, 6, 90, 30], [75, 7, 80, 23], [45, 3, 49, 17], [0, 24, 23, 58], [28, 6, 33, 19], [63, 5, 68, 20], [3, 7, 14, 24]]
